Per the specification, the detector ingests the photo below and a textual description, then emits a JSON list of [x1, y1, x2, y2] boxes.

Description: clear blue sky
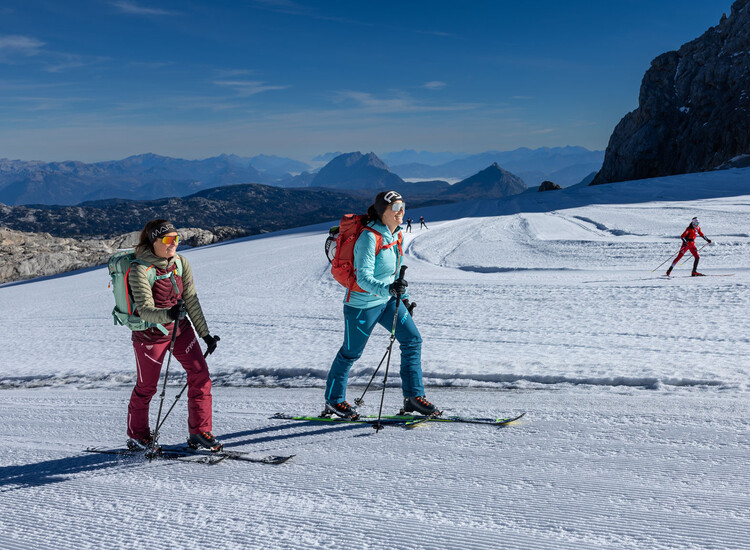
[[0, 0, 734, 162]]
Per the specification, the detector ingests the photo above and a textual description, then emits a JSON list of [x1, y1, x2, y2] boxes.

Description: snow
[[1, 167, 750, 549]]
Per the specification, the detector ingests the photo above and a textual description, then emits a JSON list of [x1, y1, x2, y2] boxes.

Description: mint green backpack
[[108, 249, 183, 335]]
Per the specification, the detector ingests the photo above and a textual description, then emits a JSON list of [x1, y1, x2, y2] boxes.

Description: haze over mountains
[[0, 146, 602, 206]]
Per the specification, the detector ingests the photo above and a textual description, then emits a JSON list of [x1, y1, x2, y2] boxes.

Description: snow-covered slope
[[1, 167, 749, 549], [2, 167, 749, 390]]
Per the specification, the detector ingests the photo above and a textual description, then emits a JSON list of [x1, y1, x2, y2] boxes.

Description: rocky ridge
[[0, 226, 248, 285], [592, 0, 750, 184]]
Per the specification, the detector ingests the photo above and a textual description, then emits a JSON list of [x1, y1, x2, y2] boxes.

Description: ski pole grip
[[398, 265, 407, 280]]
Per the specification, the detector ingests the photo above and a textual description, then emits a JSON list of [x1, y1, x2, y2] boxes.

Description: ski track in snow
[[1, 168, 750, 548]]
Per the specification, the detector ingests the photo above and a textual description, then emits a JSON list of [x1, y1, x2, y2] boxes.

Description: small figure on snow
[[325, 191, 439, 420], [126, 219, 222, 452], [406, 217, 413, 233], [666, 217, 712, 276], [419, 215, 428, 229]]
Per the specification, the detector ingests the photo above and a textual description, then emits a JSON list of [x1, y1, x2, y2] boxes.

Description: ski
[[271, 413, 415, 426], [85, 446, 294, 465], [366, 412, 526, 426], [169, 445, 294, 465], [272, 412, 525, 427], [661, 274, 734, 278]]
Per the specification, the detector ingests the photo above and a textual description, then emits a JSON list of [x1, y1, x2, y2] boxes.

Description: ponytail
[[366, 204, 380, 224]]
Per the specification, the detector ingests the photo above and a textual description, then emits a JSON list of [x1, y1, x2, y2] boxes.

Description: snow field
[[1, 167, 750, 548]]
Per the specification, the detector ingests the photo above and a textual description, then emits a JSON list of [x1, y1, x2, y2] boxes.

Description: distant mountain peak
[[443, 163, 527, 199], [311, 152, 402, 190]]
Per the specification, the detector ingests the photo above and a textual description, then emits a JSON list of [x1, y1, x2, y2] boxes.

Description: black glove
[[167, 299, 187, 321], [389, 278, 408, 297], [681, 237, 688, 244], [402, 299, 417, 316], [203, 334, 220, 355], [707, 239, 712, 244]]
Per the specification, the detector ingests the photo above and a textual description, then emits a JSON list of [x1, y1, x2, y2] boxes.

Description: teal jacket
[[345, 220, 408, 308]]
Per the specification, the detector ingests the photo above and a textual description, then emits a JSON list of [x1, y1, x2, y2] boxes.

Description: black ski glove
[[389, 278, 408, 297], [203, 334, 220, 355], [707, 239, 712, 244], [167, 299, 187, 321], [402, 299, 417, 316]]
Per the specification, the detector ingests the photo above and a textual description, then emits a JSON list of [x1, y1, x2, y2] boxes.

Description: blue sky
[[0, 0, 734, 162]]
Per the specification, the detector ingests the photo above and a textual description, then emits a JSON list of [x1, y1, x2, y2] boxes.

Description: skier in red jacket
[[666, 217, 712, 276]]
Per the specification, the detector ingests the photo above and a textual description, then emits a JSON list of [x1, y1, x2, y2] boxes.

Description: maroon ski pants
[[127, 321, 212, 439]]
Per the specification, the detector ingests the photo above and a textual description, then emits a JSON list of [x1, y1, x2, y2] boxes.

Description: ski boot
[[691, 271, 705, 277], [187, 431, 224, 452], [400, 396, 441, 417], [127, 435, 162, 457], [127, 435, 157, 451], [322, 401, 360, 420], [665, 267, 673, 276]]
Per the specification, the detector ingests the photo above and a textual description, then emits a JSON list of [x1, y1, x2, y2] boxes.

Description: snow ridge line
[[0, 368, 734, 391]]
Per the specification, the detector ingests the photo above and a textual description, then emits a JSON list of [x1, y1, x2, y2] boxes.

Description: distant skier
[[324, 191, 439, 420], [419, 215, 428, 229], [125, 219, 222, 451], [666, 217, 712, 276], [406, 217, 413, 233]]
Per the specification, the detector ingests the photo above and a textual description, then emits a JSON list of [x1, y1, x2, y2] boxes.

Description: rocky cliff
[[592, 1, 750, 185]]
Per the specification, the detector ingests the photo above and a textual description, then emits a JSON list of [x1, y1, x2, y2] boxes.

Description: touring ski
[[271, 413, 416, 427], [85, 446, 294, 465], [272, 412, 525, 427], [366, 412, 526, 426]]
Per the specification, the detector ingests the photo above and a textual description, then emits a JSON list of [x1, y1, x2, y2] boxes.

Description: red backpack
[[326, 214, 403, 300]]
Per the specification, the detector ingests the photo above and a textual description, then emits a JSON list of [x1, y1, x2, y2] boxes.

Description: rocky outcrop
[[0, 226, 249, 284], [538, 180, 562, 192], [592, 1, 750, 185]]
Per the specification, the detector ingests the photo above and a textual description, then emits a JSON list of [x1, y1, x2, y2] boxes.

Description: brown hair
[[135, 218, 170, 254]]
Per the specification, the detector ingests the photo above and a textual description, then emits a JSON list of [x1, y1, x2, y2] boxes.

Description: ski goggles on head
[[390, 202, 406, 212], [160, 235, 179, 245]]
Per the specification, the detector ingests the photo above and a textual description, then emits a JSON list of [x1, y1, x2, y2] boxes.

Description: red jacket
[[681, 225, 707, 243]]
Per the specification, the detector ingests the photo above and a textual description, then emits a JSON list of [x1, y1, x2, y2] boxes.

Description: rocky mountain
[[592, 0, 750, 185], [0, 153, 288, 206], [442, 163, 527, 199], [310, 152, 406, 190], [0, 184, 371, 239]]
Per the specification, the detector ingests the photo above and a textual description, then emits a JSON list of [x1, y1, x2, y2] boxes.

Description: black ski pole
[[374, 265, 407, 433], [153, 336, 219, 436], [354, 347, 390, 407], [151, 299, 185, 448]]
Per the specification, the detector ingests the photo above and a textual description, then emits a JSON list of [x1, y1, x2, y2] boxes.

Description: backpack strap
[[125, 259, 178, 336]]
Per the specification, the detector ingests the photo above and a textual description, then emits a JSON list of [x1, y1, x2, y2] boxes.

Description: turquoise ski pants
[[325, 299, 424, 404]]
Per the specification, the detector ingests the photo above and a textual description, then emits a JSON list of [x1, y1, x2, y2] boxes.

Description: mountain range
[[0, 146, 602, 206], [0, 184, 371, 238], [0, 153, 312, 206], [390, 146, 604, 187]]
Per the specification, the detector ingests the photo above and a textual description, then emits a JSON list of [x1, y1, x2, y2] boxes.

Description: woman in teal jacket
[[324, 190, 440, 419]]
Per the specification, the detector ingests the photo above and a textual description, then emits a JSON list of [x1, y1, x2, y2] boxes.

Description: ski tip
[[495, 412, 526, 424]]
